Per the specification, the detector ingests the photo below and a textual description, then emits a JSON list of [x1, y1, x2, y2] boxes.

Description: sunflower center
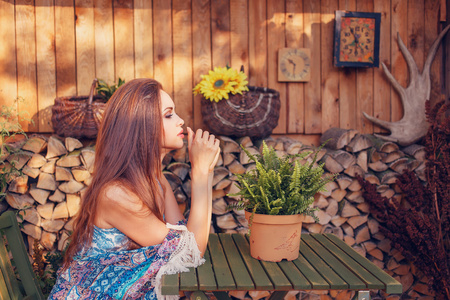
[[214, 79, 225, 88]]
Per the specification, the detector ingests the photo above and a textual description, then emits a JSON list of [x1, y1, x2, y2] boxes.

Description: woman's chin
[[162, 143, 185, 153]]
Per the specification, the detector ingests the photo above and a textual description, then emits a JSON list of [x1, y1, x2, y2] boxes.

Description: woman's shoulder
[[98, 182, 147, 216]]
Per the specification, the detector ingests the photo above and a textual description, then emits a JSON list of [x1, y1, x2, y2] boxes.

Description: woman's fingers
[[187, 127, 195, 149], [209, 146, 221, 172], [189, 129, 221, 170], [195, 128, 207, 142], [208, 134, 215, 145], [193, 129, 217, 147]]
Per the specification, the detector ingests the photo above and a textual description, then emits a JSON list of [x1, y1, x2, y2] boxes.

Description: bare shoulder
[[96, 182, 169, 246], [99, 183, 147, 215]]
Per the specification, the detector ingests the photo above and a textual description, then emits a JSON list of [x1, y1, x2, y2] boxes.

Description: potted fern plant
[[229, 141, 335, 262]]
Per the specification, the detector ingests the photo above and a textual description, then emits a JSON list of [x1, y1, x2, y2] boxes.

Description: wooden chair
[[0, 211, 45, 300]]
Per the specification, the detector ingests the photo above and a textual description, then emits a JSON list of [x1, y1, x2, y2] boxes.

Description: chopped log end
[[322, 155, 344, 173], [220, 136, 241, 153], [22, 135, 47, 154], [65, 137, 83, 152], [167, 162, 190, 181], [46, 136, 68, 159], [345, 134, 374, 153], [344, 164, 365, 177], [320, 128, 358, 150], [402, 144, 426, 161]]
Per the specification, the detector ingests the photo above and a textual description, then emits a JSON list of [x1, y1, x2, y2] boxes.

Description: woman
[[49, 78, 220, 299]]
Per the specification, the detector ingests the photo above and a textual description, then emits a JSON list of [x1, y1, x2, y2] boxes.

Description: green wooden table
[[161, 233, 402, 300]]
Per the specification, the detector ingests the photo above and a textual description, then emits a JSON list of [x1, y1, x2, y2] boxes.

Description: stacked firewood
[[1, 131, 431, 299], [317, 128, 430, 299], [2, 135, 94, 252], [205, 129, 429, 299]]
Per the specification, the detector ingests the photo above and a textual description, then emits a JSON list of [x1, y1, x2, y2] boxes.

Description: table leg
[[212, 291, 233, 300], [189, 291, 209, 300], [188, 291, 234, 300], [267, 291, 288, 300]]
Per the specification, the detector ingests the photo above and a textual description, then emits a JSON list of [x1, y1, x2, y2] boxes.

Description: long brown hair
[[63, 78, 165, 267]]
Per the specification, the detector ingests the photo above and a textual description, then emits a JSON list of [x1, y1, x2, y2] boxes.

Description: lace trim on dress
[[153, 223, 205, 300]]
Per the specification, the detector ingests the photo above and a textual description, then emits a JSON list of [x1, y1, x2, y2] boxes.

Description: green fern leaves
[[229, 141, 335, 220], [96, 78, 125, 102]]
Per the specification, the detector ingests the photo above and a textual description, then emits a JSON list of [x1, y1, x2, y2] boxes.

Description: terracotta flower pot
[[245, 211, 304, 262]]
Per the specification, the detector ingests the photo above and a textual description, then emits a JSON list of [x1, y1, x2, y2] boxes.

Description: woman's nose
[[178, 116, 185, 126]]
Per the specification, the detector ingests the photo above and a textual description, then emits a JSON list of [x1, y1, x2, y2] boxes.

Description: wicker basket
[[51, 79, 107, 139], [201, 86, 280, 138]]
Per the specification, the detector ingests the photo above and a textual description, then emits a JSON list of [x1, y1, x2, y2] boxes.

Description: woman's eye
[[165, 114, 173, 118]]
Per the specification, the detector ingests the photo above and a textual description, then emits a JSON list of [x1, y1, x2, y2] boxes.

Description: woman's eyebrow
[[163, 107, 173, 112]]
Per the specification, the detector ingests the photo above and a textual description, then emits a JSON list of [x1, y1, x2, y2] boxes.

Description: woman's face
[[160, 90, 185, 153]]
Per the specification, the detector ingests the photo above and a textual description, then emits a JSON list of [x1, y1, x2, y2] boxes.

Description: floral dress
[[48, 220, 204, 300]]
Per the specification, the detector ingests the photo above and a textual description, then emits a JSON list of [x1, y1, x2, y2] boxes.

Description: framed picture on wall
[[334, 10, 381, 67]]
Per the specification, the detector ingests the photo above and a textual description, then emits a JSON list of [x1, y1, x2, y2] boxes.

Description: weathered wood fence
[[0, 0, 446, 137]]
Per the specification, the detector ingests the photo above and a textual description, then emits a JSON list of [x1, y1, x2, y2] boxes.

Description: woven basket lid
[[201, 86, 280, 138]]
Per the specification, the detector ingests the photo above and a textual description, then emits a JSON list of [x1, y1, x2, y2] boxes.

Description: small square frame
[[334, 10, 381, 67]]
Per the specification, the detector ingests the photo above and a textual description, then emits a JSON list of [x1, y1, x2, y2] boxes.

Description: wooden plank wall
[[0, 0, 446, 138]]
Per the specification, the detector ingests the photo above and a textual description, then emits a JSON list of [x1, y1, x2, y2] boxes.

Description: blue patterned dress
[[48, 220, 204, 300]]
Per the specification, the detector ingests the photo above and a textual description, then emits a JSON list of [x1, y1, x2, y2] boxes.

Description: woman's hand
[[187, 127, 220, 174], [209, 143, 221, 173], [186, 127, 219, 255]]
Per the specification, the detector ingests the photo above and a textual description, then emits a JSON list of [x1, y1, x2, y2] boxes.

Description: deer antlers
[[363, 24, 450, 146]]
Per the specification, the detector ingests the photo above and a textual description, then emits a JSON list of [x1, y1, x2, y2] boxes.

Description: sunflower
[[228, 68, 249, 95], [193, 66, 248, 102]]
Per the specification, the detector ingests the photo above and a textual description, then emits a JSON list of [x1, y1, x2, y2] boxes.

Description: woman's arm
[[185, 127, 220, 255], [95, 128, 219, 254], [161, 176, 185, 224]]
